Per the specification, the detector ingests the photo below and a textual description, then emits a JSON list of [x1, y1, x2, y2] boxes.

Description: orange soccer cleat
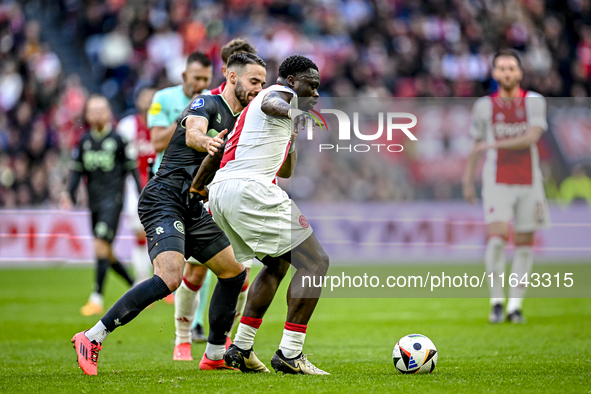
[[80, 300, 104, 317], [173, 343, 193, 361], [71, 331, 102, 375], [199, 353, 238, 370]]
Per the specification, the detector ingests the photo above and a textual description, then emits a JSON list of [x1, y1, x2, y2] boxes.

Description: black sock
[[208, 269, 247, 345], [111, 260, 135, 286], [100, 275, 171, 332], [95, 258, 109, 294]]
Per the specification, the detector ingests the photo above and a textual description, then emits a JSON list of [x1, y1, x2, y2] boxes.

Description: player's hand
[[289, 109, 315, 140], [207, 129, 228, 156], [462, 182, 477, 205], [60, 192, 73, 210]]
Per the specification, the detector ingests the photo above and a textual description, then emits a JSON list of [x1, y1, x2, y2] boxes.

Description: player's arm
[[147, 91, 176, 152], [150, 123, 177, 152], [487, 126, 544, 150], [190, 128, 229, 197], [261, 90, 293, 117], [462, 99, 487, 205], [62, 140, 85, 208]]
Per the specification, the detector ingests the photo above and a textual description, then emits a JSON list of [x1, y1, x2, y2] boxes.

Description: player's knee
[[312, 251, 330, 277], [162, 274, 182, 292], [514, 232, 534, 246]]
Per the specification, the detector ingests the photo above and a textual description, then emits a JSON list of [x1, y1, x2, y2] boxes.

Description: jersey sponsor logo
[[493, 121, 528, 139], [82, 150, 116, 171], [216, 113, 222, 123], [174, 221, 185, 234], [190, 98, 204, 110], [299, 214, 310, 229], [149, 102, 162, 116]]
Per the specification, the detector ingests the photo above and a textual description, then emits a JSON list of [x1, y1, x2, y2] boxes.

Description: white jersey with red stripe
[[117, 113, 156, 187], [211, 84, 296, 186], [470, 88, 547, 187]]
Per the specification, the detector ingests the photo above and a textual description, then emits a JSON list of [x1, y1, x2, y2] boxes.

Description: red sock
[[284, 322, 307, 333], [182, 276, 201, 292], [240, 316, 262, 329]]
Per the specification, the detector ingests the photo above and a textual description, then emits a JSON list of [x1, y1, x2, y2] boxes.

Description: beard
[[235, 80, 253, 107]]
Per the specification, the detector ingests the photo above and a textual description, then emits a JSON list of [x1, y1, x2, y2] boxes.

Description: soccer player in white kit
[[197, 55, 329, 375], [463, 49, 550, 324]]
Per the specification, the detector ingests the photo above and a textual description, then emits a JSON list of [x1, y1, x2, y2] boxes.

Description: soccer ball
[[392, 334, 438, 374]]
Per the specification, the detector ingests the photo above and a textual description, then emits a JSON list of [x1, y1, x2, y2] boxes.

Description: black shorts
[[138, 179, 231, 263], [90, 201, 123, 243]]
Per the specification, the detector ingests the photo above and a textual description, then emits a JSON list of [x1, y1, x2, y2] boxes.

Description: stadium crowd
[[1, 0, 591, 207]]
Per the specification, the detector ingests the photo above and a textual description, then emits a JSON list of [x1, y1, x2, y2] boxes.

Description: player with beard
[[463, 49, 550, 324], [71, 53, 267, 375]]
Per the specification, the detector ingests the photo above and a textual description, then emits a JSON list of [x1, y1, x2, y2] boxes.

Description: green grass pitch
[[0, 266, 590, 393]]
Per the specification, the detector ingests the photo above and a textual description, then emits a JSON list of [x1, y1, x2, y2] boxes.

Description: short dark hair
[[221, 38, 256, 64], [278, 55, 318, 79], [492, 49, 522, 68], [187, 52, 212, 68], [227, 52, 266, 70]]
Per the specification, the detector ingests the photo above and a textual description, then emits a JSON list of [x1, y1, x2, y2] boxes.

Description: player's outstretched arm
[[185, 116, 217, 153], [261, 90, 293, 118]]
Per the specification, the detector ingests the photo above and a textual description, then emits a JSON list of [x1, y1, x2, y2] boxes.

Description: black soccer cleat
[[271, 350, 329, 375], [224, 344, 269, 373], [507, 310, 525, 324], [488, 303, 504, 324], [191, 324, 207, 343]]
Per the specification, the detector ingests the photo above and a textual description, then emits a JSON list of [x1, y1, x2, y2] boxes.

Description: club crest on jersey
[[174, 221, 185, 234], [190, 98, 204, 110], [298, 214, 310, 229]]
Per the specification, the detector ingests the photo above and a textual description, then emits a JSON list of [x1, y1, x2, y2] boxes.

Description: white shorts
[[481, 181, 550, 233], [124, 176, 144, 233], [209, 178, 313, 264]]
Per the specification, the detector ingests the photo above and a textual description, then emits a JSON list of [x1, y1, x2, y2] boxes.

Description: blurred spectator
[[559, 165, 591, 206]]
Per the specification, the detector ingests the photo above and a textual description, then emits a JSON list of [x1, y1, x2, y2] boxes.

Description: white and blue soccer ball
[[393, 334, 438, 374]]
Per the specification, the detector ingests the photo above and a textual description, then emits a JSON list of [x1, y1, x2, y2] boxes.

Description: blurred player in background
[[117, 87, 157, 283], [71, 53, 266, 376], [148, 52, 213, 306], [62, 94, 141, 316], [463, 49, 550, 324], [190, 37, 259, 346], [200, 55, 330, 375]]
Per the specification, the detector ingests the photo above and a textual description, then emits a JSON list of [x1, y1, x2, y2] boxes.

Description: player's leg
[[482, 183, 515, 323], [508, 185, 550, 323], [230, 262, 254, 338], [191, 269, 212, 342], [507, 231, 534, 323], [80, 235, 110, 316], [73, 250, 182, 375], [103, 206, 135, 287], [173, 261, 208, 360], [125, 178, 151, 283], [485, 221, 510, 323]]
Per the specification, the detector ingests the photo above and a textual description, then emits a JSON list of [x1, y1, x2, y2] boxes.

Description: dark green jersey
[[155, 94, 240, 189], [72, 127, 136, 209]]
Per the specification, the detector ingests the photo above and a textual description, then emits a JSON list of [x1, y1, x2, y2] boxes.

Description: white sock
[[485, 236, 506, 305], [234, 323, 258, 350], [131, 241, 151, 283], [507, 245, 533, 313], [85, 320, 109, 344], [279, 329, 306, 359], [205, 343, 225, 360], [89, 291, 103, 306], [174, 279, 200, 346], [230, 288, 248, 335]]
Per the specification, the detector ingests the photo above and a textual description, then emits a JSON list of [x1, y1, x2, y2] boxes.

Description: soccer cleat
[[191, 324, 207, 343], [163, 293, 175, 305], [271, 350, 329, 375], [199, 352, 238, 370], [488, 303, 504, 324], [173, 343, 193, 361], [507, 310, 525, 324], [71, 331, 102, 375], [224, 344, 270, 373], [80, 301, 104, 317]]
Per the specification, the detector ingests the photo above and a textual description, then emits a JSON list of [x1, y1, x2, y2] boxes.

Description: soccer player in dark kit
[[71, 53, 267, 375], [62, 94, 141, 317]]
